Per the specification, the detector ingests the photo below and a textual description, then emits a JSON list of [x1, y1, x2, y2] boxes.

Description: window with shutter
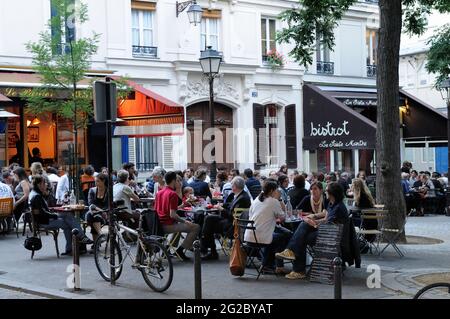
[[285, 104, 297, 168]]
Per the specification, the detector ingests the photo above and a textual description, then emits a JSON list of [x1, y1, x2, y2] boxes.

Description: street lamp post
[[438, 78, 450, 215], [199, 46, 222, 184]]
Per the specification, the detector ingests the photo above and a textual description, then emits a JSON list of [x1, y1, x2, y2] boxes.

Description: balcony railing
[[136, 162, 159, 172], [317, 61, 334, 75], [367, 64, 377, 77], [132, 45, 158, 58]]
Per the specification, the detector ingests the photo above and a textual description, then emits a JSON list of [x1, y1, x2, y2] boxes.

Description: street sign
[[93, 81, 117, 122]]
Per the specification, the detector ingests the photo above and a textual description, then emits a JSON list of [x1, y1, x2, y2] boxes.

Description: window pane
[[143, 30, 152, 46], [262, 40, 267, 55], [269, 19, 276, 42], [132, 29, 140, 46], [143, 11, 152, 29], [132, 10, 139, 28], [261, 19, 267, 42], [201, 34, 206, 51], [269, 40, 276, 51], [210, 35, 218, 50], [209, 19, 218, 35]]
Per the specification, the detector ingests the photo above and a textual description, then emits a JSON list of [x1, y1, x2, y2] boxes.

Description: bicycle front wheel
[[94, 234, 123, 282], [413, 283, 450, 299], [139, 239, 173, 292]]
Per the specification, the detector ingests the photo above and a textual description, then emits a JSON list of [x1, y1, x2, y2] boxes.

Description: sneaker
[[285, 271, 306, 280], [80, 236, 94, 245], [275, 267, 290, 275], [275, 249, 296, 261]]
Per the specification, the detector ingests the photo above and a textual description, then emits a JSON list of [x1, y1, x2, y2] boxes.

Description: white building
[[0, 0, 388, 175]]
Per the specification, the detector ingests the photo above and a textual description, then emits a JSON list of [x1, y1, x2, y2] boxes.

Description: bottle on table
[[69, 190, 76, 205], [286, 196, 293, 221]]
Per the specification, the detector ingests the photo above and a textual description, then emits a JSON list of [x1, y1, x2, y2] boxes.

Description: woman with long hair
[[86, 173, 109, 243], [296, 181, 328, 216], [13, 167, 31, 224], [351, 178, 377, 242]]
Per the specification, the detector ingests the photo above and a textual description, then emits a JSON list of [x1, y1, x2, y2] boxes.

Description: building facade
[[0, 0, 384, 175]]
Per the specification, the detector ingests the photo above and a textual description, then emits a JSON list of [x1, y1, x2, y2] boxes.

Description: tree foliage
[[277, 0, 450, 83], [24, 0, 99, 129]]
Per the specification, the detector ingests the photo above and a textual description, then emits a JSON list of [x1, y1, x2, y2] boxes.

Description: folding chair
[[165, 232, 185, 260], [357, 209, 386, 255], [235, 217, 267, 280], [379, 212, 405, 258], [215, 208, 249, 256], [30, 209, 60, 259]]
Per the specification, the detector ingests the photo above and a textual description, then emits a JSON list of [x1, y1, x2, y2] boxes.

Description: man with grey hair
[[113, 170, 141, 233], [152, 166, 166, 197], [338, 172, 350, 195], [200, 176, 251, 260]]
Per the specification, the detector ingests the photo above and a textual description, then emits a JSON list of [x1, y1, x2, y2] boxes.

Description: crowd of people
[[4, 159, 437, 279]]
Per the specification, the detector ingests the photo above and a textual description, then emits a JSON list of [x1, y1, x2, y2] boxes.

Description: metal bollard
[[193, 240, 202, 300], [333, 257, 342, 299], [72, 229, 81, 291]]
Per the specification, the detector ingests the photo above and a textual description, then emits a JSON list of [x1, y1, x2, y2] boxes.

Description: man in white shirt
[[113, 170, 141, 231], [56, 173, 69, 203]]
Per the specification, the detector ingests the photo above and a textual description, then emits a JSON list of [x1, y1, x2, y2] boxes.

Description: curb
[[0, 277, 85, 299], [381, 268, 450, 297]]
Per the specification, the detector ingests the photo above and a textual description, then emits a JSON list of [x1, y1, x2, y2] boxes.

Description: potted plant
[[266, 49, 285, 70]]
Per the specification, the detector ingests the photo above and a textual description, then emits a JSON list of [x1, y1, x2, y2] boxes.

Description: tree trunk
[[376, 0, 407, 242]]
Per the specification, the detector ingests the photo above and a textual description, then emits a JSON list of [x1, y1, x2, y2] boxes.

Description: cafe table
[[50, 204, 88, 223]]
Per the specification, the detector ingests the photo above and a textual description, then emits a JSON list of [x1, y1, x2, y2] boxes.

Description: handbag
[[24, 236, 42, 251], [229, 220, 247, 277]]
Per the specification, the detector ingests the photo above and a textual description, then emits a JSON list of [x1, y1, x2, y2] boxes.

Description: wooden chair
[[0, 198, 14, 235], [30, 208, 60, 259]]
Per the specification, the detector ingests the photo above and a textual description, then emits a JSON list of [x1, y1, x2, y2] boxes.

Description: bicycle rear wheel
[[94, 234, 123, 282], [414, 283, 450, 299], [138, 239, 173, 292]]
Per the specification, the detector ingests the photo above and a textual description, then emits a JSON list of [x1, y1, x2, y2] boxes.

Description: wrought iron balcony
[[136, 162, 159, 172], [367, 64, 377, 78], [317, 61, 334, 75], [132, 46, 158, 58]]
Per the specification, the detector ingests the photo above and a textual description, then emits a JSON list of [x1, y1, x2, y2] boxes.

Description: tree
[[24, 0, 128, 200], [277, 0, 450, 241], [24, 0, 98, 201]]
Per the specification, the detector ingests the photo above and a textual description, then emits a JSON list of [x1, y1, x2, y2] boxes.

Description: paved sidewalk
[[0, 215, 449, 299]]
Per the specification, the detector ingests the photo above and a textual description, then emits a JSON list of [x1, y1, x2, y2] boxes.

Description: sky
[[400, 11, 450, 53]]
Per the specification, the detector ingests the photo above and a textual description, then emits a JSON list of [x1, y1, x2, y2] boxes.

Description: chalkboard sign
[[309, 223, 344, 285]]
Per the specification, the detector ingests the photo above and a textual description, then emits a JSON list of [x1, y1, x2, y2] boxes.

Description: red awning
[[113, 79, 184, 137]]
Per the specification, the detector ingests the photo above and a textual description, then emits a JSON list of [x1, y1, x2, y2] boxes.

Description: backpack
[[141, 209, 164, 237]]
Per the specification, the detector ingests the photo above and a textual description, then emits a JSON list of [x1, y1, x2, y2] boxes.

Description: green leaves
[[426, 24, 450, 85], [25, 0, 99, 128]]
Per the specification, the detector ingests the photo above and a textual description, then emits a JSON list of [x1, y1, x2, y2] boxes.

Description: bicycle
[[413, 282, 450, 299], [93, 206, 173, 292]]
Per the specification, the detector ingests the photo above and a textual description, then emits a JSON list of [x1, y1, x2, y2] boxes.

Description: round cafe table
[[50, 205, 88, 222]]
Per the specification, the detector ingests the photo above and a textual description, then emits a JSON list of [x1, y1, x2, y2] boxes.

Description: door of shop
[[187, 102, 234, 172]]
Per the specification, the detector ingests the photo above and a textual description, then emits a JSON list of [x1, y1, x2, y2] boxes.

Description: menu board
[[309, 223, 344, 285]]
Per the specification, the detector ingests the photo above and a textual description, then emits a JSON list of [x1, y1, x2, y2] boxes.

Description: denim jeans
[[287, 222, 318, 272], [263, 226, 292, 268], [42, 213, 85, 252]]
